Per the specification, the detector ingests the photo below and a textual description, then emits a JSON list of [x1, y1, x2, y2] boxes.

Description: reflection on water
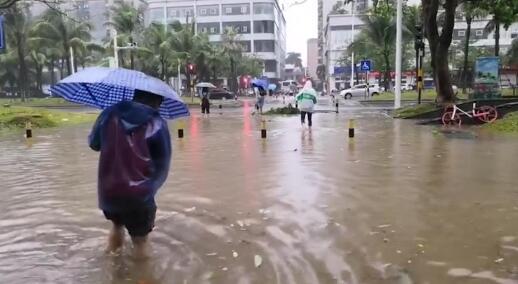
[[1, 108, 518, 284]]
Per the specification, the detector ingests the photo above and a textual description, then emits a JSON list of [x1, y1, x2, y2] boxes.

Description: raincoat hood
[[115, 101, 160, 132]]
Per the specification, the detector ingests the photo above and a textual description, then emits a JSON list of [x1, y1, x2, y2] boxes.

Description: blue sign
[[333, 66, 347, 74], [0, 16, 5, 51], [360, 60, 372, 71]]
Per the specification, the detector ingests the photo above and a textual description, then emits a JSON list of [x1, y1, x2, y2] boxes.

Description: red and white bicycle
[[442, 102, 498, 126]]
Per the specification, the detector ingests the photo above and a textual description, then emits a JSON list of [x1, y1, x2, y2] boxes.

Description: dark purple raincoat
[[89, 101, 171, 212]]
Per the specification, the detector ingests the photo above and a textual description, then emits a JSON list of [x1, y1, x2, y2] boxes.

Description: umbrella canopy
[[50, 67, 189, 119], [268, 83, 277, 91], [251, 79, 268, 90], [195, 82, 217, 88]]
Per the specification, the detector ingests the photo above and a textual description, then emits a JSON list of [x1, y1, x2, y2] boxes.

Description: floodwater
[[1, 101, 518, 284]]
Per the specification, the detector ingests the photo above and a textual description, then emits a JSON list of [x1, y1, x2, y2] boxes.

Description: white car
[[340, 84, 380, 99]]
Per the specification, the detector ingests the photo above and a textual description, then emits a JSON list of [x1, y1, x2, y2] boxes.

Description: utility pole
[[394, 0, 403, 109], [350, 0, 355, 88]]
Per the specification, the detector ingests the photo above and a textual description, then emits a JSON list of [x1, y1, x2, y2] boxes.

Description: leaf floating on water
[[232, 251, 238, 258], [254, 255, 263, 268], [206, 252, 218, 256], [494, 258, 504, 263], [221, 267, 228, 271], [377, 224, 391, 229], [237, 220, 245, 227]]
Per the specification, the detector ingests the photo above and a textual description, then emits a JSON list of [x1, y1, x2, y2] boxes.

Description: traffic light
[[186, 63, 196, 75]]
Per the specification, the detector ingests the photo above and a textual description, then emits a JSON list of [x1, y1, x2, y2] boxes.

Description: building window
[[476, 30, 483, 36], [458, 30, 465, 37], [198, 5, 219, 17], [511, 33, 518, 39], [254, 40, 275, 52], [223, 4, 250, 15], [254, 21, 275, 33], [253, 3, 274, 15], [264, 60, 277, 72], [238, 41, 251, 52], [223, 22, 251, 34], [198, 22, 220, 35]]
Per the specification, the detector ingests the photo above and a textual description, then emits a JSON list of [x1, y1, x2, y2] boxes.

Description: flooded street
[[1, 102, 518, 284]]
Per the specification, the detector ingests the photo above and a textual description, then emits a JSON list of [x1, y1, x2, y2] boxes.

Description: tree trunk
[[49, 61, 56, 85], [423, 0, 457, 103], [59, 58, 65, 79], [494, 18, 500, 57], [383, 51, 391, 91], [16, 34, 27, 101], [462, 16, 472, 94], [64, 43, 71, 76]]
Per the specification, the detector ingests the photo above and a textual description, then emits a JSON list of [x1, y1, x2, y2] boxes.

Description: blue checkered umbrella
[[50, 67, 190, 119]]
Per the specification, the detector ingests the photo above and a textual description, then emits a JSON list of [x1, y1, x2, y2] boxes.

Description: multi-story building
[[451, 15, 518, 55], [323, 1, 370, 91], [306, 38, 318, 79], [146, 0, 287, 82], [30, 0, 147, 43]]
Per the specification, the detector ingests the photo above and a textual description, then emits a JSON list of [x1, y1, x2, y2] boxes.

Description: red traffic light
[[186, 63, 196, 74]]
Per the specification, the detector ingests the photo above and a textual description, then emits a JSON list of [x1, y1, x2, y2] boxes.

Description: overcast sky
[[284, 0, 421, 65]]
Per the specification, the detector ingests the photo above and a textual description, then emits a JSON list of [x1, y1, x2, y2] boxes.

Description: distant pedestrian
[[256, 87, 266, 114], [296, 81, 317, 128], [201, 87, 210, 116]]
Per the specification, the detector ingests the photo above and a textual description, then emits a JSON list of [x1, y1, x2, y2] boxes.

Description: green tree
[[139, 23, 176, 80], [479, 0, 517, 56], [422, 0, 459, 103], [355, 4, 398, 90], [107, 0, 145, 69], [221, 27, 243, 92], [32, 9, 92, 76], [285, 52, 303, 68], [506, 38, 518, 66], [2, 3, 32, 100], [460, 3, 487, 93]]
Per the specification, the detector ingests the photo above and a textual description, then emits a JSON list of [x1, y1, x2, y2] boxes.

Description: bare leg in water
[[132, 236, 150, 260], [107, 223, 124, 253]]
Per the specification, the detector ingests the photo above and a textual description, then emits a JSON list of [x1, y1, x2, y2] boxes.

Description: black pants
[[301, 111, 313, 126], [201, 104, 210, 114]]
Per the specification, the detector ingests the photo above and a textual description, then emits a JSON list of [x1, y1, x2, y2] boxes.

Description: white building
[[452, 15, 518, 55], [29, 0, 146, 43], [307, 38, 318, 79], [324, 1, 370, 91], [145, 0, 287, 81]]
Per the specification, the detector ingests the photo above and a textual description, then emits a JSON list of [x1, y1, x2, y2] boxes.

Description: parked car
[[340, 84, 380, 99], [209, 88, 234, 100]]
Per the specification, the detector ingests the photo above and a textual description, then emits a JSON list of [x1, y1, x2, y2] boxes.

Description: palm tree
[[221, 27, 243, 92], [140, 23, 176, 80], [286, 52, 303, 68], [481, 1, 517, 57], [108, 0, 145, 69], [2, 3, 32, 100], [507, 38, 518, 66], [460, 3, 486, 93], [32, 9, 92, 77], [358, 4, 397, 90]]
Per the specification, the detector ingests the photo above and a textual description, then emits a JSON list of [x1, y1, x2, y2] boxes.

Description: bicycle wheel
[[474, 106, 498, 123], [442, 111, 462, 126]]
